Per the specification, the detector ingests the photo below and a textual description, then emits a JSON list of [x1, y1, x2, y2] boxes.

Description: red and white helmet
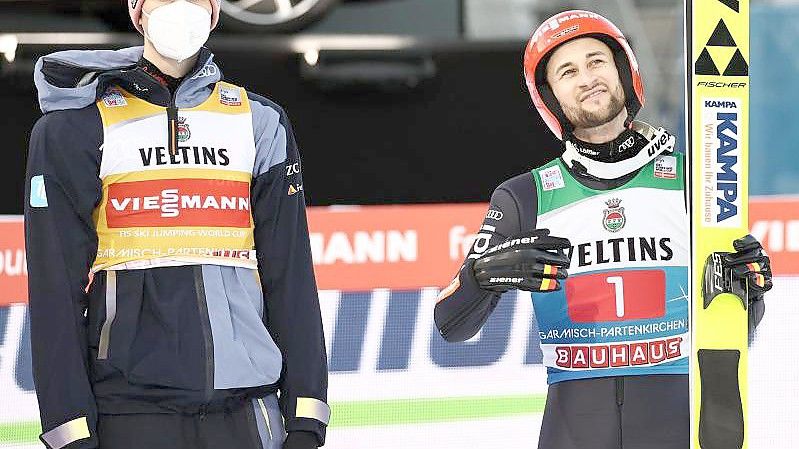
[[523, 10, 645, 140], [128, 0, 221, 34]]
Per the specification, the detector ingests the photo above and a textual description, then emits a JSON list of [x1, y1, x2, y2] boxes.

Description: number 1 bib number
[[565, 270, 666, 323]]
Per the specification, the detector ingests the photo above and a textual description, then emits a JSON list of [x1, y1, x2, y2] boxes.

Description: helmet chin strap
[[561, 121, 676, 180]]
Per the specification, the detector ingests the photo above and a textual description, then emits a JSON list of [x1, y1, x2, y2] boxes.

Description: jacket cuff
[[295, 397, 330, 425], [285, 398, 330, 446], [39, 416, 97, 449]]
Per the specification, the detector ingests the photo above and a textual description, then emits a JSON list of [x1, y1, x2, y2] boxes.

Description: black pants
[[538, 375, 689, 449], [97, 395, 285, 449]]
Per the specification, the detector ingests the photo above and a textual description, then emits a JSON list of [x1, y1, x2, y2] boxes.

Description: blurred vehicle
[[0, 0, 386, 33]]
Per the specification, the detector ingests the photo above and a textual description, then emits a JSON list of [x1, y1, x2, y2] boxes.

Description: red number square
[[565, 270, 666, 323]]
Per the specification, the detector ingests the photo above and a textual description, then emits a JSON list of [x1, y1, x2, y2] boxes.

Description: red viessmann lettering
[[106, 179, 251, 228]]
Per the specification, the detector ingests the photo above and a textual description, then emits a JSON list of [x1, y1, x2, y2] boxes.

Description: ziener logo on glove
[[489, 277, 524, 283], [484, 235, 540, 255]]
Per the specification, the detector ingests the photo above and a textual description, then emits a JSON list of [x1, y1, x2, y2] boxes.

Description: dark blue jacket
[[24, 47, 328, 449]]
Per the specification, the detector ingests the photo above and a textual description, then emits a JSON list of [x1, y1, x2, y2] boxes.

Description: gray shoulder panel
[[248, 92, 289, 177], [34, 47, 144, 114]]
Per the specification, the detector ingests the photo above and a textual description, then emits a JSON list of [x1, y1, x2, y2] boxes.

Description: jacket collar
[[34, 46, 222, 113]]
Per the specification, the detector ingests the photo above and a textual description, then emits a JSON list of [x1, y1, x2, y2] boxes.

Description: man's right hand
[[473, 229, 571, 293]]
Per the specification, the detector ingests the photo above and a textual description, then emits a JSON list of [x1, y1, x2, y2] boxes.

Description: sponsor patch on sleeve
[[219, 86, 242, 106], [102, 89, 127, 108], [654, 155, 677, 179], [30, 175, 48, 207], [540, 165, 566, 191], [485, 208, 503, 221]]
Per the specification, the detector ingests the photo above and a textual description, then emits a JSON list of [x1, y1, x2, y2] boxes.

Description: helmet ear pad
[[595, 35, 641, 125], [534, 56, 572, 136], [534, 34, 641, 134]]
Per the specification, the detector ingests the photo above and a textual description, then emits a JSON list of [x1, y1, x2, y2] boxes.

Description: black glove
[[726, 234, 773, 302], [703, 234, 773, 308], [282, 431, 318, 449], [473, 229, 571, 293]]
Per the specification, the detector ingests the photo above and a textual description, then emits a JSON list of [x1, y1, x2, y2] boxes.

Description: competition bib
[[93, 82, 258, 271], [531, 156, 689, 384]]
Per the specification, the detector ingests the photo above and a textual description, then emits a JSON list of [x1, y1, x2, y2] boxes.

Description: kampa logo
[[714, 109, 739, 223], [694, 18, 748, 77], [705, 100, 737, 108], [701, 98, 741, 227]]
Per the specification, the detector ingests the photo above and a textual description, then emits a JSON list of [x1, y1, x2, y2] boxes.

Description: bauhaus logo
[[553, 337, 683, 369], [106, 179, 251, 228]]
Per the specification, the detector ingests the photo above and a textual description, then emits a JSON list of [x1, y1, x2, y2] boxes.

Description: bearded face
[[560, 79, 626, 129], [545, 37, 627, 131]]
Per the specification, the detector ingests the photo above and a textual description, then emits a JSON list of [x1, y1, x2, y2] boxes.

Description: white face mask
[[143, 0, 212, 63]]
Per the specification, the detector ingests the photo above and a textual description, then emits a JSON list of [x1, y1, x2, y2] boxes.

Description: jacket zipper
[[167, 93, 179, 155]]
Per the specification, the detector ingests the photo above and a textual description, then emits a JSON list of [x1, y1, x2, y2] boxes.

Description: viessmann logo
[[106, 179, 251, 228]]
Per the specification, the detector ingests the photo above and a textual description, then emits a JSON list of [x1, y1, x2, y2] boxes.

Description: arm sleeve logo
[[29, 175, 48, 208]]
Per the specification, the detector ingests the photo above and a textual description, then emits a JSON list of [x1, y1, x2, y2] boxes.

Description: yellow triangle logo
[[707, 47, 737, 74], [288, 185, 298, 195]]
